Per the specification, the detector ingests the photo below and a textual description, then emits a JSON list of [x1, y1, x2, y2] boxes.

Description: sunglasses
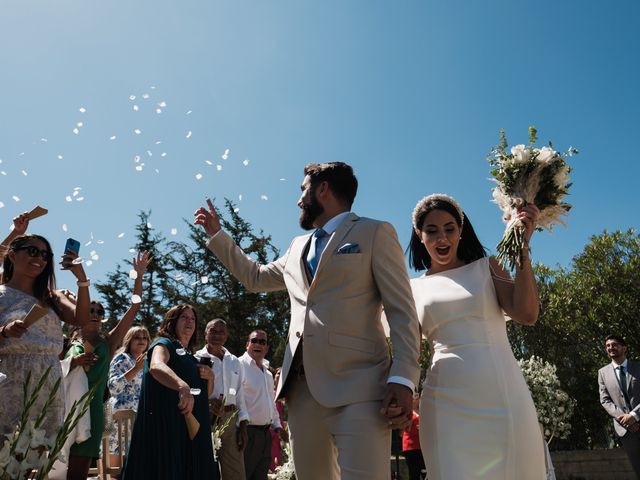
[[250, 338, 268, 345], [13, 245, 53, 261], [90, 307, 105, 316]]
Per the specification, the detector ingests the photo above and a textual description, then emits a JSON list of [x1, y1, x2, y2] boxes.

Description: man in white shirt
[[196, 319, 250, 480], [598, 334, 640, 476], [239, 330, 287, 480]]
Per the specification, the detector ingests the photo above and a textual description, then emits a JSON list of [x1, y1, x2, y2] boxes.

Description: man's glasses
[[13, 245, 53, 262], [90, 307, 105, 316], [250, 338, 268, 345]]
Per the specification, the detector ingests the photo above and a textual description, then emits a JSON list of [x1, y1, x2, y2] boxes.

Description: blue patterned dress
[[107, 351, 143, 453]]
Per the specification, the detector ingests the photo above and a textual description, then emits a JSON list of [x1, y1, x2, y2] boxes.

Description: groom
[[195, 162, 420, 480]]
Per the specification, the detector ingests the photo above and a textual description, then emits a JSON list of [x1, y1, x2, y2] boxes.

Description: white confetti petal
[[118, 232, 125, 238], [66, 196, 72, 202], [85, 260, 93, 267], [12, 196, 20, 202], [233, 208, 240, 213], [58, 155, 63, 160], [280, 178, 287, 181], [186, 131, 192, 139], [135, 165, 143, 171], [129, 95, 136, 100], [73, 128, 79, 135], [40, 138, 48, 143], [85, 241, 92, 246], [0, 202, 4, 209], [129, 248, 135, 253], [155, 169, 160, 173], [186, 110, 192, 115], [161, 152, 167, 157], [109, 136, 116, 141], [221, 154, 228, 160], [176, 348, 186, 356], [147, 222, 152, 228], [155, 108, 162, 114], [62, 224, 68, 232], [79, 107, 86, 113], [155, 141, 162, 145], [91, 254, 99, 261], [260, 195, 269, 201], [142, 93, 150, 99], [205, 160, 212, 165], [0, 172, 5, 176], [150, 86, 156, 90], [195, 173, 203, 180], [200, 276, 209, 284], [134, 155, 141, 163], [74, 187, 82, 191], [159, 101, 167, 107], [73, 191, 79, 197], [146, 150, 153, 157], [76, 197, 84, 201], [216, 165, 222, 171], [131, 294, 142, 304], [97, 240, 104, 244], [76, 122, 83, 127], [133, 105, 139, 111], [129, 269, 138, 280], [170, 228, 177, 235], [243, 159, 249, 166], [239, 194, 243, 201], [134, 129, 142, 135], [21, 170, 27, 176]]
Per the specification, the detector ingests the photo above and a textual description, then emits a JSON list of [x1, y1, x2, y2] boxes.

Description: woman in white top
[[407, 193, 545, 480]]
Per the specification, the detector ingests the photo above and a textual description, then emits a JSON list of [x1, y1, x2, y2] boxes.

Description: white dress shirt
[[196, 346, 250, 424], [239, 352, 282, 429]]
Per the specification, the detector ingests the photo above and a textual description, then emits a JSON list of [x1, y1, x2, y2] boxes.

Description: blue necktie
[[307, 228, 328, 277]]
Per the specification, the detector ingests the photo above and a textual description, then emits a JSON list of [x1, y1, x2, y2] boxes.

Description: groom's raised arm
[[195, 198, 289, 293]]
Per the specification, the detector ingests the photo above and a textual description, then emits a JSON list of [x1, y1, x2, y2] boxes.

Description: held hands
[[133, 352, 146, 372], [618, 414, 638, 430], [380, 383, 413, 430], [194, 198, 222, 238], [237, 421, 248, 451], [177, 384, 194, 415], [198, 364, 214, 384], [209, 394, 224, 417]]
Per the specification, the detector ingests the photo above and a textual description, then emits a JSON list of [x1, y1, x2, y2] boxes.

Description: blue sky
[[0, 0, 638, 295]]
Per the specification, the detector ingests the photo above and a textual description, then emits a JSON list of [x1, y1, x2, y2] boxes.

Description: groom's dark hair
[[304, 162, 358, 208], [605, 334, 626, 346]]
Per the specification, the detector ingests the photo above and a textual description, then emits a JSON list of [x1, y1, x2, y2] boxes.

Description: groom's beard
[[299, 195, 323, 231]]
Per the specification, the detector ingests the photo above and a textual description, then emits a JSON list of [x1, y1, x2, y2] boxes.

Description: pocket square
[[336, 243, 360, 254]]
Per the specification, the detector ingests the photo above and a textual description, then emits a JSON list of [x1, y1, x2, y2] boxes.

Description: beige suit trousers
[[286, 373, 391, 480], [217, 408, 246, 480]]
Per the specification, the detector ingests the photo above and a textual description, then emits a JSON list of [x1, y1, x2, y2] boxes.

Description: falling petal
[[131, 294, 142, 304], [0, 202, 4, 209], [135, 165, 143, 171], [146, 150, 153, 157], [243, 159, 249, 166], [62, 224, 68, 232], [156, 109, 162, 114], [147, 222, 152, 228], [239, 194, 243, 201], [195, 173, 203, 180], [85, 241, 92, 246], [91, 253, 99, 261], [155, 169, 160, 173], [186, 110, 192, 115], [129, 95, 136, 100], [21, 170, 27, 176], [260, 195, 269, 201], [201, 276, 209, 284], [171, 228, 178, 235], [176, 348, 186, 356], [134, 155, 141, 163], [12, 196, 20, 202], [58, 155, 64, 160], [142, 93, 150, 99], [85, 260, 93, 267], [74, 187, 82, 191], [134, 129, 142, 135], [76, 122, 83, 128], [129, 248, 135, 253], [72, 257, 85, 265], [133, 105, 139, 111], [233, 208, 240, 213], [76, 197, 84, 201], [117, 232, 125, 238], [129, 270, 138, 280], [79, 107, 86, 113], [161, 152, 167, 157], [73, 128, 79, 135], [159, 101, 167, 107], [280, 178, 287, 181], [73, 191, 79, 197], [190, 388, 201, 395], [205, 160, 212, 165], [97, 240, 104, 244], [216, 165, 222, 171], [66, 196, 72, 202], [155, 141, 162, 145], [109, 136, 116, 141], [186, 131, 192, 139], [40, 138, 48, 143]]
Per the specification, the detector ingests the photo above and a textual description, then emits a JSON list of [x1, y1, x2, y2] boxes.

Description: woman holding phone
[[64, 251, 150, 480], [0, 213, 90, 438]]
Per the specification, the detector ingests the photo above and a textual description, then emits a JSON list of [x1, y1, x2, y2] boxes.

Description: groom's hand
[[194, 197, 222, 237], [380, 383, 413, 430]]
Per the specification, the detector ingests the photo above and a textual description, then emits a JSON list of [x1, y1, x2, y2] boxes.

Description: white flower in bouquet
[[487, 126, 578, 270], [518, 356, 576, 444]]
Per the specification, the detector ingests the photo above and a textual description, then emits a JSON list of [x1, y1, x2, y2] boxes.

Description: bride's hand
[[518, 204, 540, 244]]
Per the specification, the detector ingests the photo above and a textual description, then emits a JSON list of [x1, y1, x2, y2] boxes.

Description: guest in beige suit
[[194, 162, 421, 480]]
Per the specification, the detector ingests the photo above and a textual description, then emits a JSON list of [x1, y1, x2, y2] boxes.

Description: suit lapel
[[298, 233, 313, 290], [312, 213, 359, 282]]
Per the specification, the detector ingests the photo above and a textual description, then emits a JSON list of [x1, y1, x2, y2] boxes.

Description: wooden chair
[[87, 408, 136, 480]]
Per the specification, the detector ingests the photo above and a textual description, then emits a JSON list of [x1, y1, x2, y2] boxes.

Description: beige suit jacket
[[206, 213, 421, 408], [599, 360, 640, 437]]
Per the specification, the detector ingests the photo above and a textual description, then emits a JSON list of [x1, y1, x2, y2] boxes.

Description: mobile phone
[[62, 238, 81, 267]]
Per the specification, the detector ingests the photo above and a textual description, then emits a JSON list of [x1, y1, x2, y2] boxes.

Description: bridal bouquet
[[518, 356, 575, 443], [487, 127, 577, 270], [0, 367, 94, 480]]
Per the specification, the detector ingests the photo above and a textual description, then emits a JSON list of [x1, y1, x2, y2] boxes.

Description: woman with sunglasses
[[122, 304, 218, 480], [106, 324, 151, 472], [64, 250, 150, 480], [0, 213, 90, 440]]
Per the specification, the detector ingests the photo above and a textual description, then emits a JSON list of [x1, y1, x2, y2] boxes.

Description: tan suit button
[[296, 331, 302, 338]]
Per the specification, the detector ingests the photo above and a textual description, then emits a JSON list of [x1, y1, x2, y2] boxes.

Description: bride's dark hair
[[407, 198, 487, 271]]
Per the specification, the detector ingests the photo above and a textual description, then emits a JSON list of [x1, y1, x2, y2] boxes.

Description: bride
[[408, 193, 546, 479]]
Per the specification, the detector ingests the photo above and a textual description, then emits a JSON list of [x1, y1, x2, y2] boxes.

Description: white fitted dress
[[411, 257, 545, 479]]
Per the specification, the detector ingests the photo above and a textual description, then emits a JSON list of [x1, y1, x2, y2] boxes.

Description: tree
[[507, 229, 640, 449]]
